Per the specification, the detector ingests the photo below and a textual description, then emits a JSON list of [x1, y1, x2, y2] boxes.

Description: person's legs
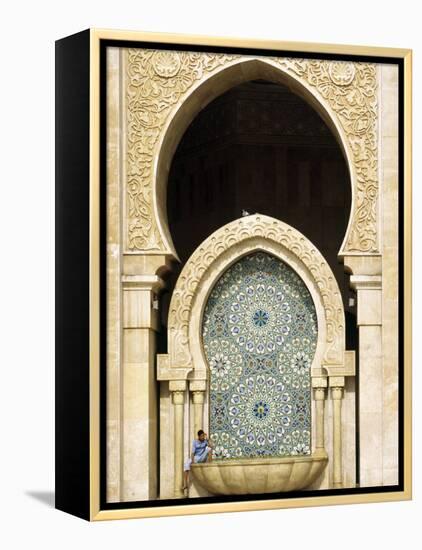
[[183, 458, 192, 489], [183, 469, 189, 489]]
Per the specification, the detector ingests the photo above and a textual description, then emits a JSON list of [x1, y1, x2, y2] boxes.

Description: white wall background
[[0, 1, 419, 548]]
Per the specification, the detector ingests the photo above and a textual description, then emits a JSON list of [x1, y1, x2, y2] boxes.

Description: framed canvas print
[[55, 29, 412, 521]]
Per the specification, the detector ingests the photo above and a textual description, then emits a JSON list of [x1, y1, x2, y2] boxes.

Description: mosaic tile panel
[[202, 252, 317, 459]]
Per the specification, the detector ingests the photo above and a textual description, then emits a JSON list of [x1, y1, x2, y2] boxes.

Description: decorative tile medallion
[[202, 252, 317, 459]]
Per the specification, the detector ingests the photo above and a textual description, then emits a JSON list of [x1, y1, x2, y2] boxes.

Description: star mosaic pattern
[[202, 252, 318, 459]]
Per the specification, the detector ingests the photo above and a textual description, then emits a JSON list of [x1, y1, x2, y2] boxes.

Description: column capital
[[342, 255, 382, 277], [329, 376, 345, 389], [122, 274, 165, 293], [192, 391, 205, 405], [350, 277, 382, 326], [312, 376, 328, 388], [189, 380, 207, 392], [122, 277, 164, 330], [171, 390, 185, 406], [350, 275, 382, 291], [157, 354, 192, 381], [122, 253, 173, 279], [314, 387, 326, 401], [313, 377, 327, 401], [331, 386, 344, 400], [169, 380, 187, 393]]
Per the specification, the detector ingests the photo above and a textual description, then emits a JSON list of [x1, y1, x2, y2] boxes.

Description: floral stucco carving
[[271, 58, 378, 252], [125, 49, 378, 254], [167, 215, 345, 372], [125, 48, 238, 251]]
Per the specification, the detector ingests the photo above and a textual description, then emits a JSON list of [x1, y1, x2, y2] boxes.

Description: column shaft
[[332, 386, 343, 487], [314, 388, 326, 450], [192, 391, 205, 439], [351, 275, 383, 487], [122, 327, 157, 501], [172, 390, 185, 498], [121, 279, 162, 502]]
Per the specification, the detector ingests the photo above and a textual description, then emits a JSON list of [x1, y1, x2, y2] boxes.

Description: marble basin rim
[[190, 451, 328, 495]]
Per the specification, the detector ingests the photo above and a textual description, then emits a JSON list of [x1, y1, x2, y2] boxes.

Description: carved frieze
[[125, 49, 378, 254]]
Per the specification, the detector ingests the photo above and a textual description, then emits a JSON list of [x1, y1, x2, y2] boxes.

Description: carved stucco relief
[[272, 58, 378, 252], [166, 215, 345, 376], [125, 48, 238, 251], [125, 48, 378, 254]]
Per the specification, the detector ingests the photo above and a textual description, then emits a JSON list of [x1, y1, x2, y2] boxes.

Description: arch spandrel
[[124, 49, 379, 260], [159, 215, 346, 383]]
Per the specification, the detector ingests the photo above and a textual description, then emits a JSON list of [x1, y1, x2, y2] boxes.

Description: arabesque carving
[[125, 50, 378, 254], [167, 215, 345, 372], [272, 58, 378, 252], [125, 48, 238, 251]]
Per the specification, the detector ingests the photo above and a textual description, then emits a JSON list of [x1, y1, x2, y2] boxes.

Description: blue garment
[[192, 439, 210, 463]]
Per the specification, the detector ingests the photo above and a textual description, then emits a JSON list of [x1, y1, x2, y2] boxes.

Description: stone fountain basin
[[191, 451, 328, 495]]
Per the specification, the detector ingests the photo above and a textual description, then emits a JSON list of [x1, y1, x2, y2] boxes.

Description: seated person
[[183, 429, 213, 489]]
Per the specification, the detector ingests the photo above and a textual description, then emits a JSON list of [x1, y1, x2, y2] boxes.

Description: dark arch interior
[[163, 79, 356, 341]]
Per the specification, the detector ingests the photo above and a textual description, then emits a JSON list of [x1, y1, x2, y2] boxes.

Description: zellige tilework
[[202, 252, 318, 459]]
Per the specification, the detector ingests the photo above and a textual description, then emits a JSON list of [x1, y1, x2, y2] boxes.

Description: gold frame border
[[88, 28, 412, 521]]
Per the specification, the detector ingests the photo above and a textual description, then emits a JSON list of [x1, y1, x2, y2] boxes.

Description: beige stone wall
[[159, 382, 174, 499], [345, 65, 399, 488], [122, 326, 158, 500], [106, 47, 122, 502], [106, 48, 164, 503], [381, 64, 399, 485], [342, 376, 356, 487], [105, 46, 400, 501], [358, 323, 383, 485]]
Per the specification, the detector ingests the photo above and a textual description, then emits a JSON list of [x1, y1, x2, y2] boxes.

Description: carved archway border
[[158, 215, 345, 382], [188, 236, 328, 382], [124, 48, 378, 256]]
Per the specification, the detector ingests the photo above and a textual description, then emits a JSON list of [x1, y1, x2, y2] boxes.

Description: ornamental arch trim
[[124, 50, 378, 258], [159, 214, 346, 382]]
